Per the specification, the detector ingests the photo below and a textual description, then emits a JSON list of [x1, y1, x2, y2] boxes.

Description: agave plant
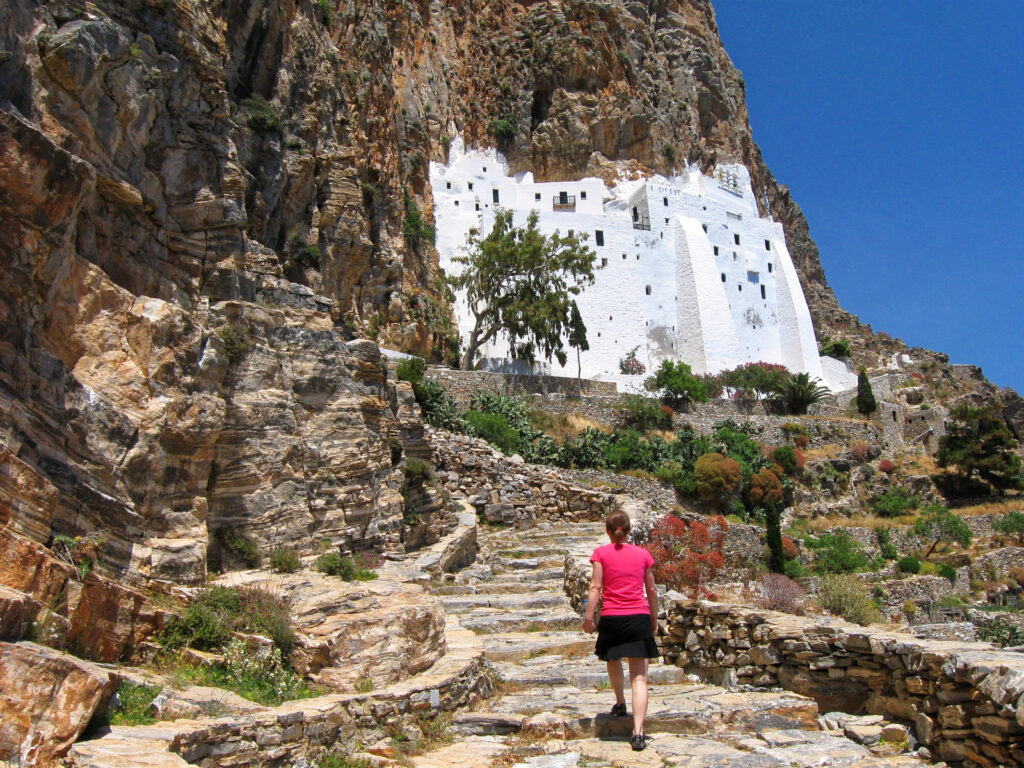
[[773, 372, 830, 415]]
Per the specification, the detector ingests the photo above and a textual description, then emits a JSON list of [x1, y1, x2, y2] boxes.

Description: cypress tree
[[856, 367, 877, 416], [766, 503, 785, 574]]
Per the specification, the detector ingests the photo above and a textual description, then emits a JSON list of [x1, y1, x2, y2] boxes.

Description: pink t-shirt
[[590, 542, 655, 616]]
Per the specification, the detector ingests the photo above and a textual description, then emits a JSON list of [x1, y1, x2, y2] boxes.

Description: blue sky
[[712, 1, 1024, 393]]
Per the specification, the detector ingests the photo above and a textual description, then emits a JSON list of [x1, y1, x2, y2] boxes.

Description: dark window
[[721, 273, 726, 282], [665, 218, 669, 224], [595, 230, 604, 246], [492, 189, 499, 204], [768, 263, 773, 273], [483, 166, 487, 172], [738, 284, 742, 291], [663, 197, 668, 206], [734, 233, 740, 245], [581, 191, 587, 200], [645, 285, 652, 295], [714, 246, 719, 255], [446, 181, 451, 190], [702, 223, 708, 233], [622, 254, 627, 260], [535, 192, 541, 201], [475, 202, 480, 211], [601, 257, 608, 267], [765, 239, 771, 250], [468, 182, 473, 190], [761, 285, 766, 299], [454, 200, 459, 206]]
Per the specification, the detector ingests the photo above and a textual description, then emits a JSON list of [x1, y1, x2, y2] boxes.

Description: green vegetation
[[644, 360, 709, 410], [395, 356, 427, 384], [619, 394, 672, 431], [937, 405, 1024, 494], [820, 338, 851, 359], [317, 753, 372, 768], [993, 511, 1024, 543], [214, 527, 261, 568], [897, 556, 921, 574], [806, 530, 868, 574], [978, 616, 1024, 647], [403, 188, 436, 253], [176, 639, 318, 705], [159, 586, 294, 655], [875, 527, 898, 560], [816, 574, 883, 625], [241, 95, 283, 134], [871, 487, 919, 518], [269, 547, 301, 574], [773, 372, 829, 415], [765, 504, 784, 574], [316, 553, 378, 581], [718, 362, 790, 399], [661, 143, 677, 168], [856, 367, 877, 415], [51, 532, 105, 580], [108, 681, 160, 726], [489, 115, 516, 140], [913, 505, 972, 558], [450, 209, 597, 369], [217, 325, 249, 366]]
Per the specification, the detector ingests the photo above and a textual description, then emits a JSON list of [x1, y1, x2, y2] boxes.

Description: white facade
[[430, 138, 854, 391]]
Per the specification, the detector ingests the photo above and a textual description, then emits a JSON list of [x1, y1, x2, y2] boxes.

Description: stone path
[[412, 522, 929, 768]]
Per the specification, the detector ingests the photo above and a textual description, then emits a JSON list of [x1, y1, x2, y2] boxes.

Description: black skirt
[[594, 613, 659, 661]]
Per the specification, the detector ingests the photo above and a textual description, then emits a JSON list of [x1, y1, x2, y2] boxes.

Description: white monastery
[[430, 138, 856, 392]]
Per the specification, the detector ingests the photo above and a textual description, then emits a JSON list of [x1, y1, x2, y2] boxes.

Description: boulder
[[0, 641, 116, 765]]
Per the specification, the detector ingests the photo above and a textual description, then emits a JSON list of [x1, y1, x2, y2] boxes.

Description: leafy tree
[[913, 504, 972, 558], [807, 530, 868, 574], [871, 487, 918, 518], [644, 360, 709, 410], [694, 453, 742, 509], [773, 372, 829, 415], [765, 504, 785, 574], [567, 300, 589, 392], [719, 362, 790, 399], [937, 405, 1024, 493], [820, 338, 851, 359], [747, 468, 783, 509], [856, 367, 877, 416], [993, 511, 1024, 544], [451, 209, 597, 370]]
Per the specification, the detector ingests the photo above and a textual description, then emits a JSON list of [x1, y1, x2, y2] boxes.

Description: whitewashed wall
[[429, 139, 846, 391]]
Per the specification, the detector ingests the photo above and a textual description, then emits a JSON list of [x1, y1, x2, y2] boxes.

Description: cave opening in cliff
[[531, 89, 551, 130]]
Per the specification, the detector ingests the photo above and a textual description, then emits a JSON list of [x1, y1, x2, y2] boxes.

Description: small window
[[535, 192, 541, 201], [568, 229, 574, 237], [645, 285, 652, 295], [595, 230, 604, 246], [663, 197, 668, 206], [702, 223, 708, 233], [765, 239, 771, 250], [892, 411, 897, 423], [734, 233, 740, 245], [747, 271, 759, 284], [475, 202, 480, 211], [721, 273, 726, 282], [581, 191, 587, 200], [446, 181, 451, 190], [665, 218, 669, 224], [609, 315, 613, 321], [713, 246, 719, 255], [492, 189, 499, 204], [468, 182, 473, 190], [454, 200, 459, 206], [738, 284, 742, 292], [482, 166, 487, 172], [601, 257, 608, 267], [768, 263, 773, 273], [622, 254, 627, 260], [761, 285, 766, 299], [733, 252, 738, 261], [636, 254, 639, 260], [597, 332, 601, 337]]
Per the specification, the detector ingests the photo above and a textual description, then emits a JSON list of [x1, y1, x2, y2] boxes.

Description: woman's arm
[[582, 562, 603, 633], [644, 566, 658, 632]]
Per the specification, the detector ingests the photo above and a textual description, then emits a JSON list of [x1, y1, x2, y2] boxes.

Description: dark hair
[[606, 511, 631, 543]]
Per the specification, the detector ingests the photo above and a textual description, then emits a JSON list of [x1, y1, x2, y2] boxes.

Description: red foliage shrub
[[660, 404, 674, 421], [851, 441, 869, 462], [781, 536, 799, 561], [746, 468, 783, 507], [755, 573, 806, 614], [645, 514, 727, 595], [694, 453, 742, 509], [795, 433, 810, 449], [793, 449, 806, 473], [879, 459, 896, 474], [770, 463, 785, 479]]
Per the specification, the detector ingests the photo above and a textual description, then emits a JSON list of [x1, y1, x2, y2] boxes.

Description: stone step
[[491, 658, 691, 689], [481, 631, 594, 662], [491, 545, 570, 559], [482, 566, 565, 583], [459, 608, 581, 634], [469, 684, 819, 740], [432, 582, 541, 596], [440, 592, 568, 613]]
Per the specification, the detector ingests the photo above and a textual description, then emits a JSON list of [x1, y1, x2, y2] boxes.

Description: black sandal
[[631, 733, 647, 751], [610, 702, 627, 717]]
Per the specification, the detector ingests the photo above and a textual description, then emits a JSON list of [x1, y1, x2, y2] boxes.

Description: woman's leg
[[606, 659, 626, 706], [628, 657, 649, 735]]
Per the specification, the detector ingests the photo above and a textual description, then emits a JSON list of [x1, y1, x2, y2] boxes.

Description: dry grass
[[952, 500, 1024, 517], [801, 444, 844, 461], [530, 411, 610, 443], [800, 511, 919, 533], [898, 454, 941, 474]]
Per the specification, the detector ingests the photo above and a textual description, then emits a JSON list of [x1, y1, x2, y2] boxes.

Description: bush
[[807, 530, 868, 574], [781, 536, 799, 561], [107, 680, 160, 726], [694, 453, 742, 509], [875, 527, 898, 560], [403, 189, 436, 252], [618, 394, 670, 431], [897, 556, 921, 574], [719, 362, 790, 399], [795, 433, 809, 449], [218, 325, 249, 365], [771, 445, 800, 476], [412, 381, 467, 431], [993, 511, 1024, 544], [939, 564, 957, 583], [644, 360, 709, 410], [820, 338, 851, 359], [871, 487, 919, 519], [851, 441, 869, 462], [465, 410, 521, 454], [241, 96, 283, 134], [214, 527, 262, 569], [395, 357, 427, 384], [978, 616, 1024, 647], [783, 559, 808, 578], [645, 515, 727, 594], [489, 116, 515, 140], [913, 504, 972, 558], [879, 459, 896, 474], [269, 547, 301, 574], [316, 552, 377, 582], [756, 573, 806, 613], [856, 368, 877, 416], [159, 586, 293, 655], [618, 346, 646, 376], [746, 468, 783, 508], [816, 574, 883, 625], [773, 372, 829, 415]]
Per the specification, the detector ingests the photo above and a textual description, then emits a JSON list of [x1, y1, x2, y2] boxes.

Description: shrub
[[781, 536, 799, 561], [871, 487, 919, 519], [645, 515, 727, 594], [241, 96, 283, 134], [897, 556, 921, 574], [178, 639, 318, 705], [773, 372, 829, 415], [106, 680, 160, 726], [939, 564, 957, 583], [783, 559, 808, 578], [746, 468, 783, 508], [820, 338, 851, 359], [316, 552, 377, 582], [903, 600, 918, 620], [795, 433, 809, 449], [644, 360, 709, 410], [913, 504, 972, 557], [412, 381, 467, 432], [694, 453, 742, 509], [269, 547, 301, 574], [879, 459, 896, 474], [489, 116, 515, 140], [465, 410, 521, 455], [403, 189, 436, 252], [856, 368, 877, 416], [719, 362, 790, 399], [851, 441, 869, 462], [661, 143, 677, 167], [816, 574, 883, 625], [756, 573, 806, 613], [807, 530, 868, 574], [875, 527, 898, 560], [938, 404, 1024, 494], [771, 445, 803, 476], [618, 346, 646, 375], [395, 357, 427, 384], [218, 325, 249, 365], [619, 394, 671, 431], [214, 527, 262, 569], [159, 586, 293, 654], [993, 511, 1024, 544], [978, 616, 1024, 647]]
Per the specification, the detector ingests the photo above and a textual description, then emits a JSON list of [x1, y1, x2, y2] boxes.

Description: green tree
[[856, 368, 877, 416], [913, 504, 972, 558], [720, 362, 790, 399], [451, 209, 598, 369], [644, 360, 709, 410], [937, 405, 1024, 492], [567, 300, 589, 393], [808, 530, 869, 574], [773, 372, 829, 415], [765, 504, 785, 574], [993, 510, 1024, 544], [820, 338, 851, 359]]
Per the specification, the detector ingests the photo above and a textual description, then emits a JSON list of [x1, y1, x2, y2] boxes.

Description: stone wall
[[660, 599, 1024, 766], [421, 367, 617, 407]]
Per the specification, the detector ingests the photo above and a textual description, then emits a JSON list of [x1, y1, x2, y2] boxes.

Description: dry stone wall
[[661, 599, 1024, 767]]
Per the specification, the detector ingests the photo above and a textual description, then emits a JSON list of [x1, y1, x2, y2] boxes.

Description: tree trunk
[[576, 347, 582, 396]]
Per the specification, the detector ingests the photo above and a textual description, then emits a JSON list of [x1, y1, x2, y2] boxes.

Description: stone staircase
[[412, 522, 929, 768]]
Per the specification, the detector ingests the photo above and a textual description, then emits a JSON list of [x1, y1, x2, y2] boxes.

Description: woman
[[582, 510, 659, 751]]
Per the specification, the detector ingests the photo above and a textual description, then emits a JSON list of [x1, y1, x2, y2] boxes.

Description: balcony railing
[[552, 194, 576, 211], [632, 215, 651, 231]]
